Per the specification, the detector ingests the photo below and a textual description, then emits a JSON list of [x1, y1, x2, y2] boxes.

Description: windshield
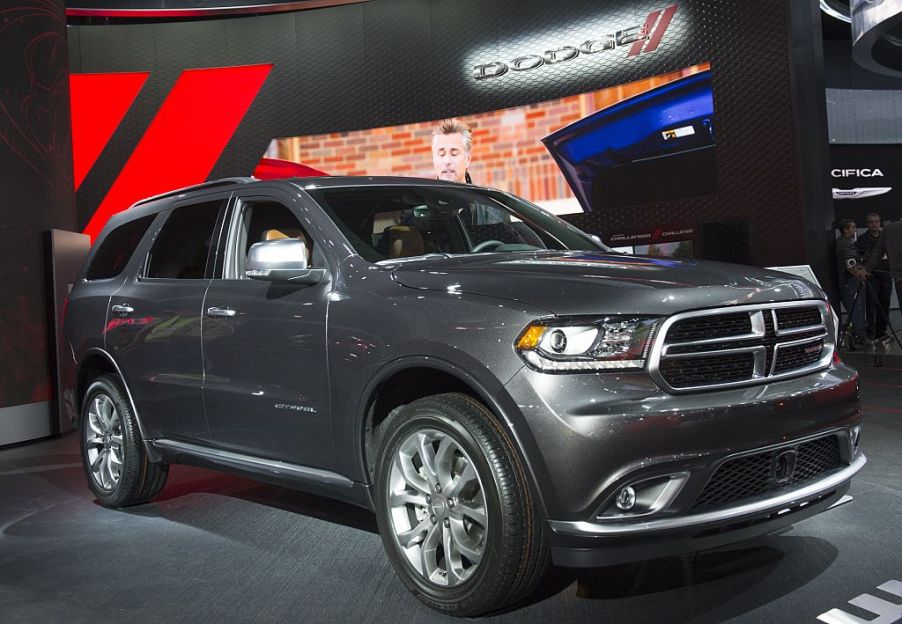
[[305, 184, 607, 263]]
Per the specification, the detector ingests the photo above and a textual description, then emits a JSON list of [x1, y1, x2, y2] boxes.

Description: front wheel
[[374, 393, 548, 616], [79, 374, 169, 507]]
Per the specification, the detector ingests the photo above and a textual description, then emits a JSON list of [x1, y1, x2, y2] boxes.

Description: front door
[[201, 193, 334, 468]]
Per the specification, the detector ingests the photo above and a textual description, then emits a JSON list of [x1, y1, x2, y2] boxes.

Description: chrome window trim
[[648, 300, 834, 393]]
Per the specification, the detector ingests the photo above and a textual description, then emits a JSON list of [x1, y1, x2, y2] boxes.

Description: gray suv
[[62, 177, 865, 616]]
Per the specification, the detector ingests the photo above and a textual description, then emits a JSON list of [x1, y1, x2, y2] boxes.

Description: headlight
[[515, 317, 660, 372]]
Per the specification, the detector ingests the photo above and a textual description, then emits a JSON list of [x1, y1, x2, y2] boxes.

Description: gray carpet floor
[[1, 357, 900, 623]]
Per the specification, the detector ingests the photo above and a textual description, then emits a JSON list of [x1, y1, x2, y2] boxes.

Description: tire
[[79, 374, 169, 507], [374, 393, 548, 616]]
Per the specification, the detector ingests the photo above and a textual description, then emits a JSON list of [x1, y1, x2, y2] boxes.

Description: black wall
[[68, 0, 834, 282], [0, 0, 76, 431]]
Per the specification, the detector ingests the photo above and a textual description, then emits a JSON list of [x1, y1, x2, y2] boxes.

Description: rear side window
[[85, 215, 156, 280], [146, 200, 223, 279]]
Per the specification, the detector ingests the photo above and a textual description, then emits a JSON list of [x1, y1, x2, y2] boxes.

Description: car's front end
[[293, 177, 865, 613], [499, 292, 863, 567]]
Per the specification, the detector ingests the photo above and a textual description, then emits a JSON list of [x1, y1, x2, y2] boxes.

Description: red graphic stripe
[[70, 72, 149, 190], [644, 4, 678, 53], [83, 64, 273, 241], [628, 9, 660, 57]]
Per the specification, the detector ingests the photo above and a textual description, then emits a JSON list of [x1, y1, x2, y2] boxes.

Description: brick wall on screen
[[277, 64, 707, 206], [276, 95, 583, 203]]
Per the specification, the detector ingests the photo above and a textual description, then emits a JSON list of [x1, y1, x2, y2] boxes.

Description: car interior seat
[[383, 225, 425, 258]]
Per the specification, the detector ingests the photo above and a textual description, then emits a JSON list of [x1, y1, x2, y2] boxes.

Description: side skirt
[[152, 438, 374, 510]]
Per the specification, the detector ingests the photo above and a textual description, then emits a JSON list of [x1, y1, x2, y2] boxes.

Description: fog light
[[851, 425, 861, 451], [616, 486, 636, 511], [598, 472, 690, 520]]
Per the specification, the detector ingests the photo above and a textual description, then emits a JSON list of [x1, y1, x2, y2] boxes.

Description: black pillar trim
[[787, 1, 836, 301]]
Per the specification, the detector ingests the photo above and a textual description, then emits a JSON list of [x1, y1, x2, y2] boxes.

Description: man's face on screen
[[432, 133, 471, 183]]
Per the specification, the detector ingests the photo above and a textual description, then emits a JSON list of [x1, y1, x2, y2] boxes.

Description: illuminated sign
[[831, 168, 885, 177], [473, 4, 678, 81]]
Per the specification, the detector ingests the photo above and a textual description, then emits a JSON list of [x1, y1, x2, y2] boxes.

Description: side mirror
[[245, 238, 325, 285]]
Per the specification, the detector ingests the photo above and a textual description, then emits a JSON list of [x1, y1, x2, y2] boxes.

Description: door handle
[[111, 304, 134, 316], [206, 306, 236, 318]]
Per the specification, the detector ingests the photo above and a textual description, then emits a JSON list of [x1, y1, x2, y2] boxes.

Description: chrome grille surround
[[648, 301, 834, 393]]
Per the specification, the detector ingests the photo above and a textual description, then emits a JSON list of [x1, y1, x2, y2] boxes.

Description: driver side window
[[224, 199, 317, 279]]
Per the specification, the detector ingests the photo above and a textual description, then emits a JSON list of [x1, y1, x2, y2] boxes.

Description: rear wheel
[[374, 393, 548, 616], [79, 374, 168, 507]]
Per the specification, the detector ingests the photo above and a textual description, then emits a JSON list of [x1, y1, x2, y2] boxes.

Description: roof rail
[[131, 177, 255, 208]]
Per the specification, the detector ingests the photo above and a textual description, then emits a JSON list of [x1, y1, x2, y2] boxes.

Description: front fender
[[347, 352, 555, 518]]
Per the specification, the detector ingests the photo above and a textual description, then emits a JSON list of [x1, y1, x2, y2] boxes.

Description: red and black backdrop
[[1, 0, 836, 440], [0, 0, 76, 438], [67, 0, 833, 277]]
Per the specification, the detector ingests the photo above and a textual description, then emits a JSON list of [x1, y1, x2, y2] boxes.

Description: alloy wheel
[[84, 393, 125, 491], [386, 428, 488, 587]]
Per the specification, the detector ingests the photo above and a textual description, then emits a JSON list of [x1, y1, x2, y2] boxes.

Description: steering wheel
[[472, 239, 504, 253]]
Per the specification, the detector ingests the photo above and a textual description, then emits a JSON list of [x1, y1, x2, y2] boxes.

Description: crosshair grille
[[652, 302, 831, 391]]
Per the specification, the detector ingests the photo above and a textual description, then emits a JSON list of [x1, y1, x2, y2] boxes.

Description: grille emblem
[[773, 450, 798, 484]]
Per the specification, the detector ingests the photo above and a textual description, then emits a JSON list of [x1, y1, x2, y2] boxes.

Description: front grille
[[776, 307, 822, 330], [691, 435, 843, 511], [668, 312, 752, 343], [660, 353, 754, 388], [652, 302, 831, 391], [774, 339, 825, 374]]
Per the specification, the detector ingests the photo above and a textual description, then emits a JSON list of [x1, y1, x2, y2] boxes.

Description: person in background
[[867, 219, 902, 328], [430, 118, 505, 232], [856, 212, 892, 341], [836, 218, 867, 345], [432, 118, 473, 184]]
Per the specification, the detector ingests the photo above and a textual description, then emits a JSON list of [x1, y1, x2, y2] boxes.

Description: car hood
[[389, 251, 823, 316]]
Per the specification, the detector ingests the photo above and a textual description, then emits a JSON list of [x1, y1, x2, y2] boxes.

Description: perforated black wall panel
[[0, 0, 77, 410], [68, 0, 833, 279]]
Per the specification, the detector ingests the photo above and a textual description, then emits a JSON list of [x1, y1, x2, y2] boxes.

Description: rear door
[[105, 194, 228, 442], [201, 190, 334, 468]]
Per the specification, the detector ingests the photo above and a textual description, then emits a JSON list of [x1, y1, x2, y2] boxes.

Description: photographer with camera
[[867, 219, 902, 309], [857, 213, 893, 342], [836, 219, 868, 346]]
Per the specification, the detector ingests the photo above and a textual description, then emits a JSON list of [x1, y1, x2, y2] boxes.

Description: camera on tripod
[[838, 269, 899, 362]]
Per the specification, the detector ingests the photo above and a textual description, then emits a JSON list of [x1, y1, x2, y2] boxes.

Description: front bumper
[[500, 360, 863, 567], [503, 362, 861, 520], [548, 452, 865, 567]]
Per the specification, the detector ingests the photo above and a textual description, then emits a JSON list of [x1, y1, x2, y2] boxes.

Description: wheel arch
[[356, 356, 552, 518], [75, 348, 162, 462]]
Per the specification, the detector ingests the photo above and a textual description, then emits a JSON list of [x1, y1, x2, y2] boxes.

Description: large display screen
[[268, 62, 715, 226], [830, 144, 901, 224]]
